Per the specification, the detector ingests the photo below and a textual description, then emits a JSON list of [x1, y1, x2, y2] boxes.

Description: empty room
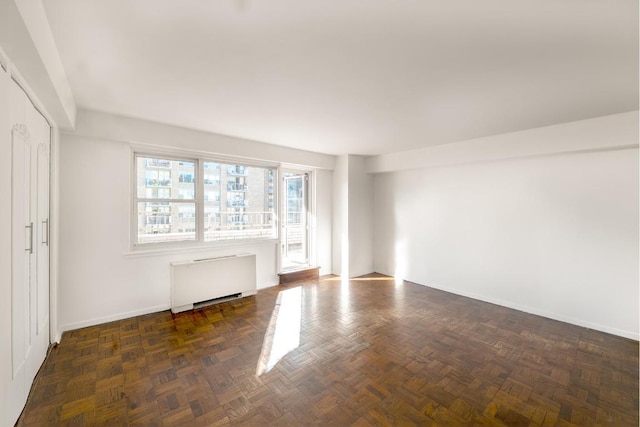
[[1, 0, 638, 426]]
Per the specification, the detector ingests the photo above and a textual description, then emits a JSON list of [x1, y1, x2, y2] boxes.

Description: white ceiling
[[43, 0, 638, 156]]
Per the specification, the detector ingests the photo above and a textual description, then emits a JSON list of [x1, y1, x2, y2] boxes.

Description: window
[[134, 155, 277, 246], [178, 189, 195, 199], [146, 158, 171, 168], [179, 172, 195, 183], [204, 174, 219, 185], [136, 156, 196, 244], [145, 170, 170, 186], [145, 187, 171, 199], [202, 161, 275, 242]]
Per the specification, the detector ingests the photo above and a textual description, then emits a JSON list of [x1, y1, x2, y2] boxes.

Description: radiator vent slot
[[193, 293, 242, 310]]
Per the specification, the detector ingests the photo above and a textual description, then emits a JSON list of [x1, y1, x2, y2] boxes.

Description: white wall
[[58, 113, 334, 333], [332, 155, 349, 277], [373, 113, 639, 339], [367, 112, 639, 173], [331, 155, 374, 278], [74, 109, 335, 170], [0, 48, 13, 427], [314, 168, 333, 276], [347, 155, 374, 277]]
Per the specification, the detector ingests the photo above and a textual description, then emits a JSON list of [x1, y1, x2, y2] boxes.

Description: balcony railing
[[145, 215, 171, 225], [227, 165, 248, 176], [146, 159, 172, 168], [138, 210, 276, 243], [145, 179, 171, 187], [287, 211, 303, 224], [227, 183, 248, 191], [227, 199, 249, 207], [205, 211, 275, 240]]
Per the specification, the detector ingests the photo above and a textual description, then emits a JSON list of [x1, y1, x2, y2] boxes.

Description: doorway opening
[[281, 171, 309, 272]]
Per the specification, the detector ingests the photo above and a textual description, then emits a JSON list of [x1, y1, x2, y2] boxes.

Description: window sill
[[123, 238, 279, 258]]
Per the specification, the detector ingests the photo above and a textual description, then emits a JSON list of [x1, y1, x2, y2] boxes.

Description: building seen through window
[[135, 156, 276, 245]]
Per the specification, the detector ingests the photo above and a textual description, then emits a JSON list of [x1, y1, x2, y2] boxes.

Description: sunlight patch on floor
[[325, 276, 395, 282], [256, 286, 302, 376]]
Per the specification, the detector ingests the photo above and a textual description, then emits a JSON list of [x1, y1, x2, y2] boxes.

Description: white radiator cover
[[170, 253, 257, 313]]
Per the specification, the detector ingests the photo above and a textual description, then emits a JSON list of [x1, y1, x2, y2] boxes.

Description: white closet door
[[8, 79, 31, 425], [0, 59, 11, 427], [36, 115, 50, 336], [6, 78, 51, 426], [27, 105, 50, 386]]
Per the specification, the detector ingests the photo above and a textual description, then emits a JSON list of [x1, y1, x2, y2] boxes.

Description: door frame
[[277, 167, 316, 274]]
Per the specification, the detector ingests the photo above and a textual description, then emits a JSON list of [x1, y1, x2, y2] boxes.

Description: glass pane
[[204, 164, 276, 241], [137, 202, 196, 244], [204, 161, 221, 170], [282, 173, 307, 268], [136, 156, 195, 199], [286, 176, 303, 224]]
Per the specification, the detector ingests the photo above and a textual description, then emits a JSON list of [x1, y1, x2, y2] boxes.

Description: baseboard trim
[[59, 304, 170, 335], [376, 270, 639, 341]]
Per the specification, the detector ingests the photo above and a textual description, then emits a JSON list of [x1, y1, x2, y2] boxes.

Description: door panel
[[27, 107, 50, 386], [37, 137, 50, 335], [11, 125, 30, 379], [9, 121, 31, 425], [281, 172, 309, 271]]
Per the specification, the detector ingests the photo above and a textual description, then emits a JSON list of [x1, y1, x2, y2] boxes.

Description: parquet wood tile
[[18, 274, 639, 426]]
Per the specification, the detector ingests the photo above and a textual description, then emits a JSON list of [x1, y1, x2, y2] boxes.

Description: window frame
[[132, 151, 279, 251]]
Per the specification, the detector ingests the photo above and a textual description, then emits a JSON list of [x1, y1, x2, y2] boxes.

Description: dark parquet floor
[[18, 274, 639, 426]]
